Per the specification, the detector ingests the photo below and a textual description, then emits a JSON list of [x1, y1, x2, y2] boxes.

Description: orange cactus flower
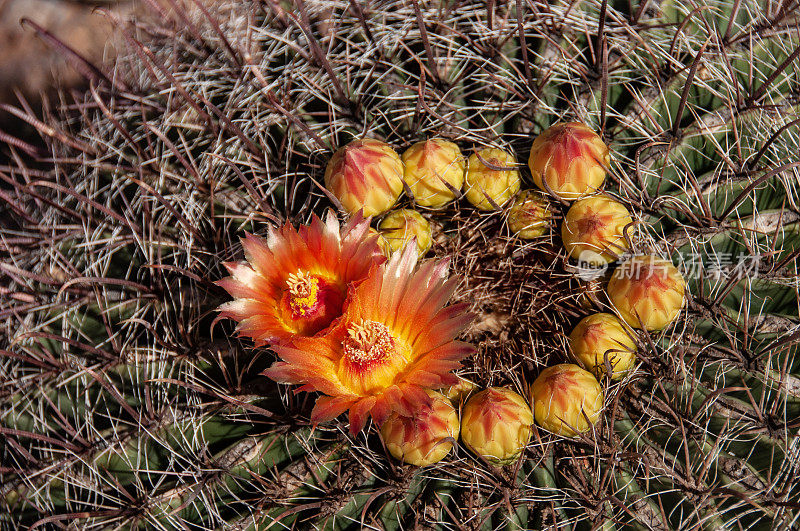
[[216, 211, 385, 345], [264, 246, 475, 434]]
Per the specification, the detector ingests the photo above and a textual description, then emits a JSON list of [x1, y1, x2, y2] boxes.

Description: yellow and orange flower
[[264, 246, 475, 434], [216, 211, 384, 345]]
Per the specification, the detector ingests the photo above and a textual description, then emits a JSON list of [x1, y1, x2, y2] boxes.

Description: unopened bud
[[380, 391, 459, 466], [378, 209, 432, 256], [465, 148, 521, 211], [460, 387, 533, 466], [569, 313, 636, 380], [562, 195, 632, 264], [325, 138, 404, 216], [403, 139, 465, 208], [607, 255, 686, 331], [531, 364, 603, 437], [528, 122, 609, 201], [507, 190, 553, 239]]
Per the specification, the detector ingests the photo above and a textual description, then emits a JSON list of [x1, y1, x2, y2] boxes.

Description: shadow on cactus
[[1, 0, 800, 529]]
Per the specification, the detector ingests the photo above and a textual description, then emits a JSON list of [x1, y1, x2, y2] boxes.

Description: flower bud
[[460, 387, 533, 466], [443, 376, 476, 404], [324, 138, 404, 217], [402, 139, 465, 208], [528, 122, 609, 201], [531, 364, 603, 437], [380, 391, 459, 466], [378, 209, 432, 256], [507, 190, 553, 239], [465, 148, 521, 211], [368, 227, 391, 256], [569, 313, 636, 380], [561, 195, 632, 265], [607, 255, 686, 331]]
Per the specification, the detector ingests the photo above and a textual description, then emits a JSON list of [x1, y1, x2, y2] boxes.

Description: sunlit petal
[[216, 211, 384, 344], [263, 244, 475, 434]]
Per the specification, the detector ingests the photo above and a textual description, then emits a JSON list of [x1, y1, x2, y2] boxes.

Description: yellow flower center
[[286, 271, 320, 316], [279, 271, 345, 336], [338, 319, 409, 395]]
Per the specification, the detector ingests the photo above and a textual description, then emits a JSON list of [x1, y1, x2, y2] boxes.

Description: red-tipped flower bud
[[528, 122, 609, 201], [569, 313, 637, 380], [607, 255, 686, 331], [561, 195, 633, 265], [460, 387, 533, 466], [380, 391, 459, 466], [531, 364, 604, 437], [324, 138, 404, 217]]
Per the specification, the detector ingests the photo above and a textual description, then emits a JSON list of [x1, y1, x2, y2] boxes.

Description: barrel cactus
[[1, 1, 799, 529]]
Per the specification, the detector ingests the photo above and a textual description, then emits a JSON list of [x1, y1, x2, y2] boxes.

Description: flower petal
[[348, 396, 378, 434], [311, 395, 359, 425]]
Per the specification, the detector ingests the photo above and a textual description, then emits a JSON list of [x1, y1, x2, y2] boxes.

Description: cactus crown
[[2, 0, 799, 529]]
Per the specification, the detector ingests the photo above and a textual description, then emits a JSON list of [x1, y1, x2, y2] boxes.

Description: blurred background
[[0, 0, 138, 165], [0, 0, 128, 106], [0, 0, 136, 165]]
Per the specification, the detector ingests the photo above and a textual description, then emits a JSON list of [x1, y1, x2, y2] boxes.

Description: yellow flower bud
[[607, 255, 686, 331], [402, 139, 465, 208], [561, 195, 633, 265], [368, 227, 391, 256], [528, 122, 610, 201], [378, 209, 432, 256], [465, 148, 521, 211], [460, 387, 533, 466], [443, 376, 476, 404], [324, 138, 404, 217], [507, 190, 553, 239], [569, 313, 636, 380], [531, 364, 603, 437], [380, 391, 459, 466]]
